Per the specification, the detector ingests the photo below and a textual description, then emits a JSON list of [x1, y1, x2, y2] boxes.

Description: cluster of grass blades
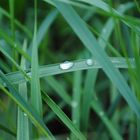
[[0, 0, 140, 140]]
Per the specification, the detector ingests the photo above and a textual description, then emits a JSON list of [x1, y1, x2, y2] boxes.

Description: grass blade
[[71, 71, 82, 139], [44, 0, 140, 118], [0, 71, 54, 140], [42, 90, 86, 140], [17, 40, 29, 140], [2, 57, 135, 85], [31, 0, 42, 116]]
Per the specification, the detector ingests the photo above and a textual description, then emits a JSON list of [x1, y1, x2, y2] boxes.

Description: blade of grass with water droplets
[[71, 70, 82, 140], [17, 40, 29, 140], [91, 99, 122, 140], [44, 76, 72, 105], [2, 57, 135, 85], [44, 0, 140, 117], [0, 71, 54, 140], [42, 89, 86, 140]]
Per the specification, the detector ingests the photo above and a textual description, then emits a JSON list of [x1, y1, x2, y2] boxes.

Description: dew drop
[[73, 120, 77, 124], [71, 101, 78, 108], [24, 113, 27, 116], [99, 111, 104, 116], [3, 82, 6, 87], [59, 61, 74, 70], [66, 137, 70, 140], [86, 59, 93, 66], [102, 28, 107, 33], [27, 72, 31, 78], [14, 43, 17, 48]]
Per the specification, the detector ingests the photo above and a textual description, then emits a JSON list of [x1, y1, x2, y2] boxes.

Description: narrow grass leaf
[[45, 76, 72, 105], [0, 7, 32, 38], [28, 10, 58, 55], [17, 40, 29, 140], [2, 57, 135, 85], [91, 99, 122, 140], [42, 90, 86, 140], [0, 71, 54, 140], [71, 71, 82, 140], [31, 0, 42, 116]]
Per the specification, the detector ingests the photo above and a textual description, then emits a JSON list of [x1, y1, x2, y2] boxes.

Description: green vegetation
[[0, 0, 140, 139]]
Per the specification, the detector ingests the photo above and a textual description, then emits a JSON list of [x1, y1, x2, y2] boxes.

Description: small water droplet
[[59, 61, 74, 70], [24, 113, 27, 116], [73, 120, 77, 124], [71, 101, 78, 108], [3, 82, 6, 87], [66, 137, 70, 140], [102, 28, 107, 33], [27, 72, 31, 78], [86, 59, 93, 66], [99, 111, 104, 116], [14, 43, 17, 48], [94, 96, 98, 101]]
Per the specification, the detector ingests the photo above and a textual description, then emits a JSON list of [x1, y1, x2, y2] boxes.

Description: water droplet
[[102, 28, 107, 33], [71, 101, 78, 108], [73, 120, 77, 124], [66, 137, 70, 140], [3, 82, 6, 87], [14, 43, 17, 48], [99, 111, 104, 116], [94, 96, 98, 101], [59, 61, 74, 70], [86, 59, 93, 66], [24, 113, 27, 116], [27, 72, 31, 78]]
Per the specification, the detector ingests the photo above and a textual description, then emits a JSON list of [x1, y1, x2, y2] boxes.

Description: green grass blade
[[0, 28, 30, 61], [28, 10, 58, 55], [81, 69, 96, 133], [2, 57, 135, 85], [17, 40, 29, 140], [31, 0, 42, 117], [9, 0, 15, 40], [44, 0, 140, 118], [71, 71, 82, 140], [42, 90, 86, 140], [0, 7, 32, 38], [45, 76, 72, 104], [91, 100, 122, 140], [0, 124, 16, 137], [0, 71, 54, 140]]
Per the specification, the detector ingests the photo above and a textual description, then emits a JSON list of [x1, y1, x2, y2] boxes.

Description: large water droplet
[[59, 61, 74, 70], [86, 59, 93, 66]]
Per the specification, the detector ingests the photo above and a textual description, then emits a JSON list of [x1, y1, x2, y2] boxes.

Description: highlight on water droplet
[[59, 61, 74, 70], [86, 59, 93, 66]]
